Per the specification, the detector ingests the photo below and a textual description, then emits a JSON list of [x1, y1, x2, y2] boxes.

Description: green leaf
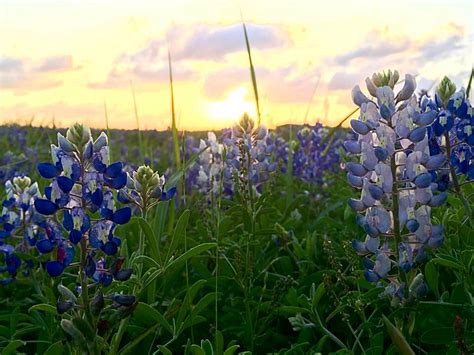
[[382, 315, 415, 355], [425, 261, 439, 298], [157, 345, 173, 355], [137, 217, 161, 265], [201, 339, 214, 355], [2, 340, 25, 354], [177, 279, 207, 325], [134, 302, 173, 335], [72, 317, 96, 341], [165, 242, 216, 271], [421, 327, 455, 345], [165, 209, 190, 263], [29, 304, 57, 315], [432, 256, 463, 270], [44, 341, 64, 355], [223, 345, 240, 355], [311, 283, 326, 309]]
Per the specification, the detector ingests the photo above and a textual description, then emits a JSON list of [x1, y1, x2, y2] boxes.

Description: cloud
[[89, 22, 289, 90], [36, 55, 75, 72], [171, 23, 289, 61], [88, 62, 197, 89], [203, 65, 320, 103], [334, 30, 411, 65], [327, 71, 362, 90], [333, 24, 466, 68], [0, 54, 76, 90]]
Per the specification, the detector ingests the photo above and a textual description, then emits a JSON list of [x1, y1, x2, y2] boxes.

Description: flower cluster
[[420, 77, 474, 181], [345, 70, 447, 302], [223, 114, 277, 195], [292, 123, 343, 184], [0, 176, 39, 284], [119, 164, 176, 214], [33, 124, 132, 283], [188, 132, 226, 195]]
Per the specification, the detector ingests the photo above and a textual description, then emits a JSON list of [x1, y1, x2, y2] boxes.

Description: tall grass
[[130, 81, 144, 162], [241, 12, 261, 126]]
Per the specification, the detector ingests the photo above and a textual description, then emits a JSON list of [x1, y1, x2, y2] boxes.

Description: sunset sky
[[0, 0, 472, 131]]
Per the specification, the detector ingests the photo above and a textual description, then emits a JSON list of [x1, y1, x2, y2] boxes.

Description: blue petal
[[429, 192, 448, 207], [36, 239, 54, 253], [406, 219, 419, 233], [37, 163, 58, 178], [102, 241, 118, 255], [114, 268, 133, 281], [374, 147, 388, 162], [368, 185, 384, 200], [346, 162, 367, 177], [425, 154, 446, 170], [93, 157, 107, 173], [414, 173, 432, 188], [348, 198, 366, 212], [409, 127, 427, 143], [85, 255, 96, 276], [69, 230, 82, 244], [34, 199, 58, 215], [63, 211, 73, 231], [105, 162, 123, 178], [113, 294, 135, 306], [364, 270, 380, 282], [46, 261, 64, 277], [105, 172, 127, 189], [83, 141, 93, 160], [57, 176, 74, 193], [347, 174, 363, 188], [162, 187, 177, 201], [350, 120, 370, 135], [415, 111, 437, 126], [343, 140, 361, 154], [112, 208, 131, 225], [91, 189, 103, 206]]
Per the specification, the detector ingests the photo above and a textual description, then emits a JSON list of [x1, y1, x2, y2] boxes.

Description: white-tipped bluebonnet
[[345, 71, 447, 302]]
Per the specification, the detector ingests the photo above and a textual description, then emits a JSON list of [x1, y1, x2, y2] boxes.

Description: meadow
[[0, 71, 473, 355]]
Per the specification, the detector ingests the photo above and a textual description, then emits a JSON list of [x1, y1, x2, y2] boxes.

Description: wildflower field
[[0, 70, 473, 354]]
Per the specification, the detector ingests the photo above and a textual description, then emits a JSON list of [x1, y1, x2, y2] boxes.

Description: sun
[[207, 87, 257, 124]]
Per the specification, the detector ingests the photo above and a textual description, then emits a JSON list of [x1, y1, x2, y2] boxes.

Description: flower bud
[[436, 76, 456, 108], [57, 133, 75, 152], [66, 123, 92, 149], [396, 74, 416, 101]]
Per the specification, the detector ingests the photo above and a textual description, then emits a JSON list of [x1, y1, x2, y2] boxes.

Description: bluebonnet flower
[[185, 132, 226, 196], [223, 114, 277, 196], [33, 124, 132, 280], [292, 123, 343, 185], [0, 176, 39, 283], [346, 70, 445, 302], [119, 165, 176, 214]]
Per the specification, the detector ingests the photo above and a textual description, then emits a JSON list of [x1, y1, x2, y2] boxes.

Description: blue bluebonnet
[[420, 78, 474, 182], [346, 70, 446, 302], [0, 176, 39, 283], [33, 124, 132, 281], [223, 114, 277, 195], [291, 123, 343, 185]]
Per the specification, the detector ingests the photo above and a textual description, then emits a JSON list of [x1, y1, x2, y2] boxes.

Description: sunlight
[[207, 86, 257, 124]]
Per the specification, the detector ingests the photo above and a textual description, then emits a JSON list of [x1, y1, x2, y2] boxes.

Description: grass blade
[[168, 47, 181, 170], [130, 80, 144, 162], [241, 12, 261, 125]]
